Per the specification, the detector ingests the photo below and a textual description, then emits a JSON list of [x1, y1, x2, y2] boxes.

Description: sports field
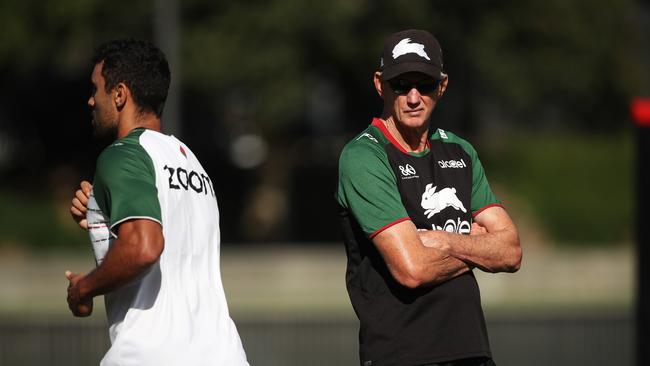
[[0, 243, 634, 365]]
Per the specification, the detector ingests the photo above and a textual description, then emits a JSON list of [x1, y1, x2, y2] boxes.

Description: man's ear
[[437, 73, 449, 98], [114, 83, 128, 111], [373, 71, 384, 97]]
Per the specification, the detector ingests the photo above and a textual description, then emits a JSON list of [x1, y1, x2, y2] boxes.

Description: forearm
[[78, 237, 158, 299], [420, 229, 521, 273], [374, 220, 472, 288], [77, 220, 164, 299], [415, 249, 472, 286]]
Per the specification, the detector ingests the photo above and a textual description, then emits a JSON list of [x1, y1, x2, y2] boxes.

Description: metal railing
[[0, 313, 632, 366]]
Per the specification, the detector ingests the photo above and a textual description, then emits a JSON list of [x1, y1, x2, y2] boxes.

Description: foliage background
[[0, 0, 647, 249], [0, 2, 645, 365]]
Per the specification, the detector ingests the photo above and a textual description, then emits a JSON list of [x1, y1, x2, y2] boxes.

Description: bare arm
[[66, 219, 164, 316], [418, 206, 521, 273], [373, 220, 472, 288]]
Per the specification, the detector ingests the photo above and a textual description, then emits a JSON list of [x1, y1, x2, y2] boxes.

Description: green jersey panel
[[337, 126, 409, 237], [93, 128, 162, 235], [430, 128, 500, 213]]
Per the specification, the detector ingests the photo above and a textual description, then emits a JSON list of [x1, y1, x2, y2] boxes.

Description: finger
[[470, 223, 485, 236], [71, 197, 87, 214], [80, 181, 93, 198], [75, 189, 89, 206], [70, 205, 84, 218], [79, 219, 88, 230], [72, 301, 92, 317], [65, 270, 73, 280], [75, 309, 91, 317]]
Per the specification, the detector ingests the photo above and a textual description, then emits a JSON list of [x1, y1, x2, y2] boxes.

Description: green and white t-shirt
[[87, 128, 248, 366]]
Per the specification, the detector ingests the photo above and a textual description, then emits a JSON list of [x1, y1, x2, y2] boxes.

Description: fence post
[[632, 97, 650, 366]]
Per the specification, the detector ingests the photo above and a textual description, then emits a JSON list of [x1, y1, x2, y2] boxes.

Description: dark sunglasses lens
[[388, 80, 407, 94], [389, 79, 439, 95], [417, 81, 439, 94]]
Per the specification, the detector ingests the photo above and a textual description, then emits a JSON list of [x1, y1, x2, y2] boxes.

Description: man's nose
[[88, 96, 94, 108], [406, 87, 421, 104]]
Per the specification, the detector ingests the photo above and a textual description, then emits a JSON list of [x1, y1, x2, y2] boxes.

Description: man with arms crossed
[[337, 29, 522, 366], [67, 39, 248, 366]]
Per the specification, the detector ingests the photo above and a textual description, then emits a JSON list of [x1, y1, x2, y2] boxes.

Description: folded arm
[[418, 206, 521, 273], [373, 220, 472, 288]]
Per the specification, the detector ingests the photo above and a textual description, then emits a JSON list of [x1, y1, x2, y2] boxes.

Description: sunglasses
[[387, 78, 440, 95]]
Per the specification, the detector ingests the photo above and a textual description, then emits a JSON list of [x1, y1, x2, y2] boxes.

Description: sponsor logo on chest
[[398, 164, 419, 180], [438, 158, 467, 169]]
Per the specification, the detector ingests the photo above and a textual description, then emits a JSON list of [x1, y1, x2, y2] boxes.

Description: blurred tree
[[0, 0, 645, 245], [465, 0, 644, 133]]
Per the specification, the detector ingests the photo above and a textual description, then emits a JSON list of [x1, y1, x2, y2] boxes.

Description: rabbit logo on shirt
[[420, 183, 466, 219]]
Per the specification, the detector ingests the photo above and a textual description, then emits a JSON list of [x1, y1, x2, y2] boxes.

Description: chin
[[92, 123, 117, 140], [399, 116, 428, 129]]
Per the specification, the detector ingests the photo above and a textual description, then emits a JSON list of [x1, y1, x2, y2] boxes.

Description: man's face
[[88, 62, 118, 139], [382, 72, 442, 129]]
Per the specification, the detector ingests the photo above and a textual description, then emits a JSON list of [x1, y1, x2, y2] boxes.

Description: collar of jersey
[[371, 118, 430, 157]]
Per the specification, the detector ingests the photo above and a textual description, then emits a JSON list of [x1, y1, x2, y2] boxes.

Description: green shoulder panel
[[337, 125, 409, 237], [93, 129, 161, 234], [431, 128, 500, 213]]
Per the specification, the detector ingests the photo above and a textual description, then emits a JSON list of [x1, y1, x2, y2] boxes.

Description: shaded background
[[0, 0, 648, 365]]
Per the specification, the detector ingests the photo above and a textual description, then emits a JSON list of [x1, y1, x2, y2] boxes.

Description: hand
[[70, 181, 92, 230], [65, 270, 93, 317], [470, 222, 487, 236]]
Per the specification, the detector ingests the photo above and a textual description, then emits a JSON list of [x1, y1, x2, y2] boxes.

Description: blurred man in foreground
[[67, 39, 248, 366], [337, 29, 522, 366]]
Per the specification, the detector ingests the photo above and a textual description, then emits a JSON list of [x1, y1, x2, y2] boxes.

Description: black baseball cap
[[379, 29, 444, 81]]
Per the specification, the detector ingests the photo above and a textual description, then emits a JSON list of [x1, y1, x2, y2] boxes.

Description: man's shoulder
[[430, 127, 466, 144], [430, 128, 478, 156], [98, 138, 143, 164], [96, 130, 153, 175], [341, 124, 388, 159]]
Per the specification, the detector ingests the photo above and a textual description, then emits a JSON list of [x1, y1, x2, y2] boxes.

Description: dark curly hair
[[92, 39, 170, 118]]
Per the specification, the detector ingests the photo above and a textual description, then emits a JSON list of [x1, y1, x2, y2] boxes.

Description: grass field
[[0, 243, 633, 319]]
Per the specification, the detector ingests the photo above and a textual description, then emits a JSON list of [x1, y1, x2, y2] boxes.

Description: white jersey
[[86, 128, 248, 366]]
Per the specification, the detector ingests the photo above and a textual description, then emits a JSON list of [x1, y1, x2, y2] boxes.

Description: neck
[[382, 116, 429, 153], [117, 112, 162, 139]]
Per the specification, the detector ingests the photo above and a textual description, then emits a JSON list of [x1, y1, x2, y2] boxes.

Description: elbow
[[397, 275, 424, 289], [138, 236, 164, 268], [504, 245, 522, 273], [140, 247, 163, 268], [500, 229, 522, 273], [392, 264, 429, 289]]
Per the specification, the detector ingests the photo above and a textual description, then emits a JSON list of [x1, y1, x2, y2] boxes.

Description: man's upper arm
[[473, 205, 516, 233], [93, 142, 162, 236], [372, 220, 421, 279], [115, 218, 164, 264], [337, 141, 408, 237]]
